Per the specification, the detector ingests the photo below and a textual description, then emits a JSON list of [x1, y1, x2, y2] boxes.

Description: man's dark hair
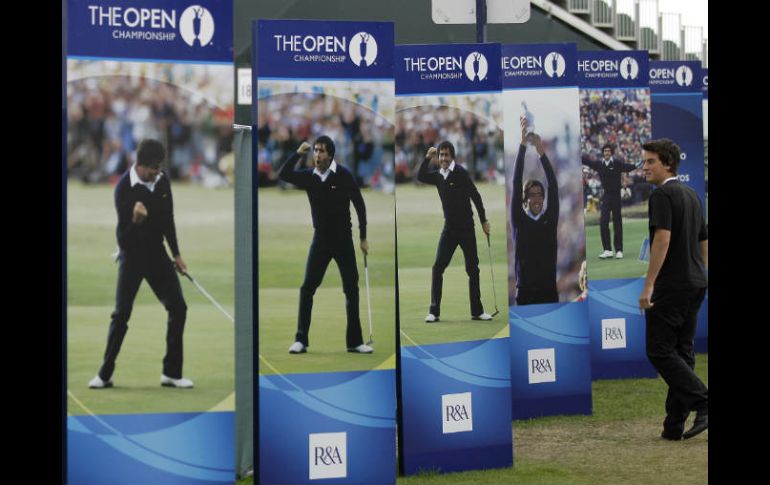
[[602, 144, 614, 153], [437, 140, 456, 159], [523, 179, 545, 201], [314, 135, 336, 160], [642, 138, 680, 174], [136, 139, 166, 168]]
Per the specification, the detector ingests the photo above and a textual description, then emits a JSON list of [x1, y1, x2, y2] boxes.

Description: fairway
[[396, 182, 509, 346], [258, 186, 397, 375], [584, 204, 650, 281], [67, 181, 234, 416]]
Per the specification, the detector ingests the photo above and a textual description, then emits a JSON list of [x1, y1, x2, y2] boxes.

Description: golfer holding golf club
[[89, 139, 194, 389], [279, 136, 373, 355], [511, 116, 559, 305], [418, 141, 493, 323]]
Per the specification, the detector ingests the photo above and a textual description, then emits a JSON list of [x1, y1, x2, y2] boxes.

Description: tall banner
[[649, 60, 707, 353], [577, 50, 657, 379], [502, 43, 592, 419], [253, 20, 397, 485], [395, 43, 513, 474], [66, 1, 235, 484]]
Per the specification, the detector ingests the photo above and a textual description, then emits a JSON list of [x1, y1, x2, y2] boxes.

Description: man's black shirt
[[582, 155, 637, 195], [417, 157, 486, 230]]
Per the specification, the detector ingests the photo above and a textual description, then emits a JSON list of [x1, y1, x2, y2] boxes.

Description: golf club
[[364, 252, 374, 345], [485, 233, 500, 317], [182, 272, 234, 323]]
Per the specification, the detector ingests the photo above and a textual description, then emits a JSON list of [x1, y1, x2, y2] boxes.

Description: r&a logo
[[601, 318, 627, 349], [528, 348, 556, 384], [442, 392, 473, 434], [308, 432, 347, 480]]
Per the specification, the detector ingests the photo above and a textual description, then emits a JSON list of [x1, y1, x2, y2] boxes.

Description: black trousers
[[645, 287, 708, 434], [99, 254, 187, 381], [516, 287, 558, 306], [599, 195, 623, 252], [296, 233, 364, 348], [430, 228, 484, 317]]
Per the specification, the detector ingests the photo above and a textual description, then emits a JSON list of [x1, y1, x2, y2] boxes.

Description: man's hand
[[426, 146, 437, 163], [174, 255, 188, 275], [520, 116, 529, 144], [132, 201, 148, 224], [638, 282, 654, 313], [360, 239, 369, 254], [530, 133, 545, 156], [482, 221, 491, 235], [297, 141, 311, 155]]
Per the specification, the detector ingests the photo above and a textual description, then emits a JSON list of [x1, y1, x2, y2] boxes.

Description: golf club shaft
[[485, 233, 500, 315], [183, 273, 234, 323], [364, 253, 373, 343]]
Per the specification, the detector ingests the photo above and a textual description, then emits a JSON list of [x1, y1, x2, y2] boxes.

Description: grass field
[[396, 183, 509, 346], [67, 181, 234, 415], [240, 353, 707, 484], [584, 202, 650, 281], [258, 186, 397, 375]]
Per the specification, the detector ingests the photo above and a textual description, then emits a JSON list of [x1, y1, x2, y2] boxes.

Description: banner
[[395, 42, 513, 474], [66, 1, 235, 484], [577, 50, 657, 379], [253, 19, 397, 485], [649, 60, 708, 353], [699, 67, 708, 353], [502, 43, 592, 419]]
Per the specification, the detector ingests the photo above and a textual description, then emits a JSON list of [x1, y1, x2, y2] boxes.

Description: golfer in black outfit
[[582, 144, 638, 259], [639, 138, 708, 441], [89, 139, 193, 389], [279, 136, 373, 354], [418, 141, 492, 322], [511, 118, 559, 305]]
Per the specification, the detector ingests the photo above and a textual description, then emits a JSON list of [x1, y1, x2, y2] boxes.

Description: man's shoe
[[288, 341, 307, 354], [599, 250, 614, 259], [88, 375, 113, 389], [348, 344, 374, 354], [682, 411, 708, 439], [472, 312, 493, 321], [424, 313, 439, 323], [660, 429, 682, 441], [615, 251, 624, 259], [160, 374, 194, 388]]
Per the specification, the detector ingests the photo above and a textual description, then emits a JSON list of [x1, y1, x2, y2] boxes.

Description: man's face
[[602, 148, 612, 159], [438, 148, 453, 170], [136, 163, 160, 182], [642, 150, 671, 185], [313, 143, 332, 173], [526, 185, 545, 215]]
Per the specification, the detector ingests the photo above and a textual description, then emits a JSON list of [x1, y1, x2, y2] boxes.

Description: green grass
[[257, 186, 397, 375], [584, 203, 650, 281], [239, 354, 708, 484], [396, 183, 510, 346], [67, 181, 234, 415]]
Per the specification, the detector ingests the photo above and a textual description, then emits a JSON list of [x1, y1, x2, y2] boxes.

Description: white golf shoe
[[288, 341, 307, 354], [424, 313, 439, 323], [599, 250, 614, 259], [615, 251, 624, 259], [472, 312, 493, 321], [88, 375, 113, 389], [160, 374, 194, 388], [348, 344, 374, 354]]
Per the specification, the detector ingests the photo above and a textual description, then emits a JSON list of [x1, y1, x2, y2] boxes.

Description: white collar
[[130, 164, 161, 192], [603, 157, 612, 166], [439, 161, 456, 179], [662, 176, 678, 185], [313, 160, 337, 182], [526, 207, 544, 221]]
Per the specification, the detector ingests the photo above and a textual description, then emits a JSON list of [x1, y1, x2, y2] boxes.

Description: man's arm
[[639, 228, 671, 310], [616, 155, 640, 172], [465, 169, 488, 231], [160, 177, 186, 273], [533, 135, 559, 220], [416, 147, 439, 185], [349, 170, 368, 251], [581, 155, 601, 171], [115, 181, 140, 251], [278, 142, 311, 187]]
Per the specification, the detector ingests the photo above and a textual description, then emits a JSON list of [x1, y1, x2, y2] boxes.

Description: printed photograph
[[66, 60, 235, 415], [504, 89, 586, 305], [395, 95, 508, 346], [579, 88, 652, 280], [256, 80, 397, 375]]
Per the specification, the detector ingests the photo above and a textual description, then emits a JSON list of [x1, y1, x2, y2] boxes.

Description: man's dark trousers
[[645, 287, 708, 435], [430, 228, 483, 317], [600, 194, 623, 251], [99, 253, 187, 381], [296, 233, 364, 348]]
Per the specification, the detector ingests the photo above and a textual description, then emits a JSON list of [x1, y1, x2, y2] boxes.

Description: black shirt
[[278, 153, 367, 240], [417, 157, 486, 231], [511, 145, 558, 291], [648, 179, 708, 290], [114, 169, 180, 260], [582, 155, 637, 196]]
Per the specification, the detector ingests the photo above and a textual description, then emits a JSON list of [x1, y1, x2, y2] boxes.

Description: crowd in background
[[67, 70, 233, 187], [580, 88, 652, 212]]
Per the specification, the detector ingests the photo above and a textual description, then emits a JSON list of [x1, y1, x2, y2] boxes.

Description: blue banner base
[[591, 360, 657, 380], [512, 394, 592, 420], [403, 444, 512, 475]]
